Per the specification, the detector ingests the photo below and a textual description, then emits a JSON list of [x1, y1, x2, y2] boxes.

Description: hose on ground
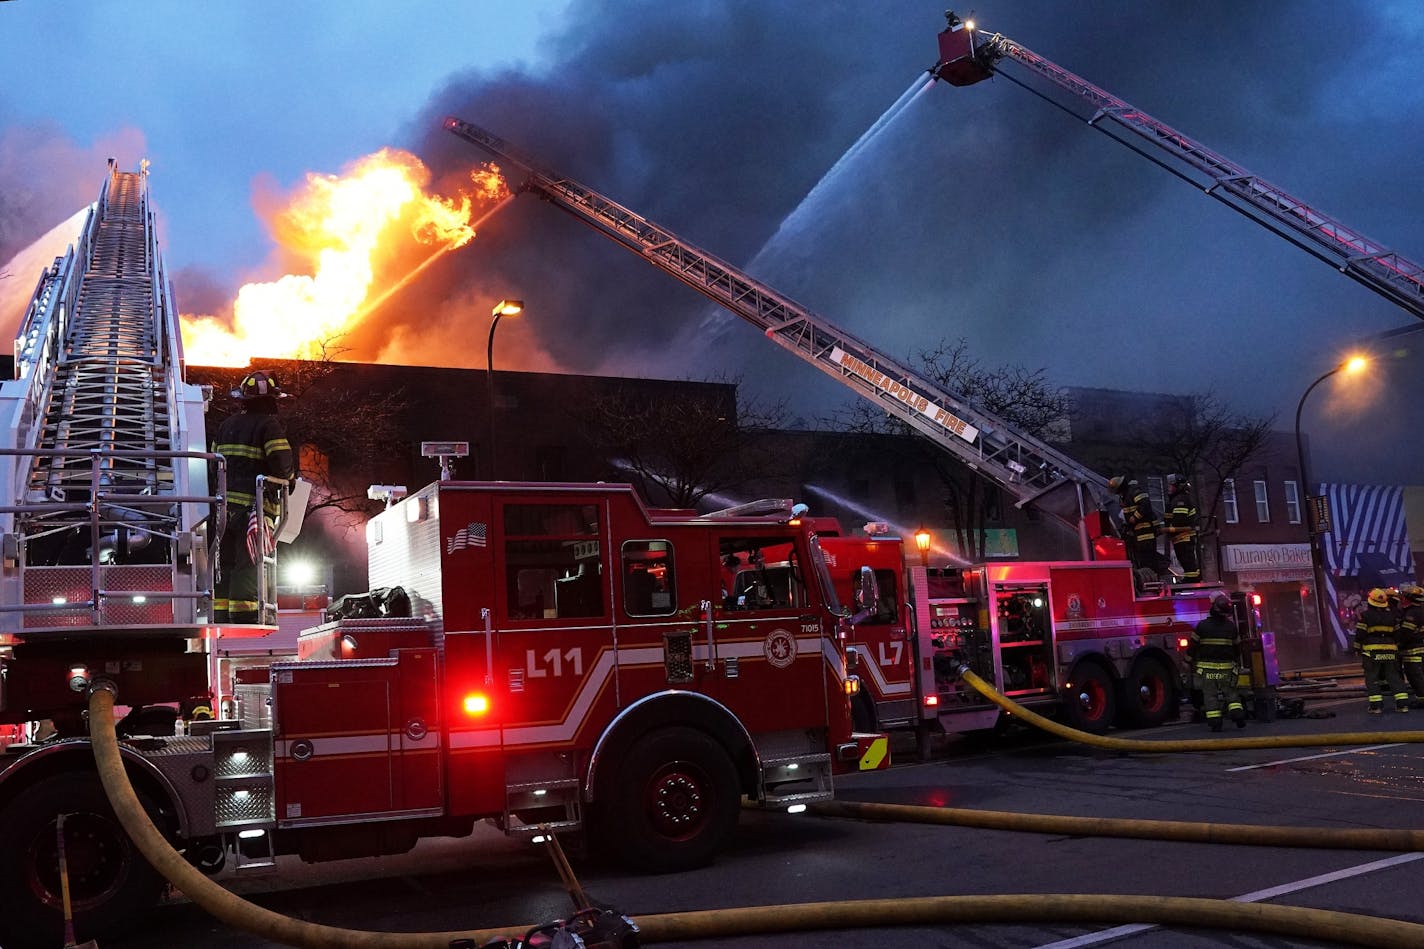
[[633, 895, 1424, 948], [86, 685, 1424, 948], [959, 666, 1424, 751], [88, 684, 517, 949], [809, 799, 1424, 852]]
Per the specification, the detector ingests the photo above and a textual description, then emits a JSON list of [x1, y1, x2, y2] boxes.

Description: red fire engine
[[0, 165, 885, 948]]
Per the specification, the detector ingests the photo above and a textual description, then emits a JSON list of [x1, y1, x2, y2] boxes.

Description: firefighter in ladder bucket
[[211, 370, 294, 623], [1108, 475, 1167, 582], [1188, 594, 1246, 732], [1165, 473, 1201, 583]]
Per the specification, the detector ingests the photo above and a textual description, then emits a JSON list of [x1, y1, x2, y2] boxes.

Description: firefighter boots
[[1368, 704, 1383, 715], [1209, 720, 1223, 733]]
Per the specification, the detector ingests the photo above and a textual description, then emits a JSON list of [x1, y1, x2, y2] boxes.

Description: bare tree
[[586, 374, 789, 509], [831, 338, 1072, 561]]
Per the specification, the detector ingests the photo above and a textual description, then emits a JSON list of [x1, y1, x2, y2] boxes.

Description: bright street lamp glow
[[492, 299, 524, 318], [1344, 355, 1368, 374]]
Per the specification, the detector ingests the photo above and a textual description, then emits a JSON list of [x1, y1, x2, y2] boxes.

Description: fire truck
[[442, 120, 1242, 740], [0, 165, 884, 948]]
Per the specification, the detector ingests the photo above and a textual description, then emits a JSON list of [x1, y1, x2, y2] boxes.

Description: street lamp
[[1294, 354, 1367, 662], [914, 527, 932, 569], [487, 299, 523, 479]]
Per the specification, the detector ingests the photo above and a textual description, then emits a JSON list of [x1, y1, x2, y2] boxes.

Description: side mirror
[[846, 646, 860, 671], [854, 565, 880, 613]]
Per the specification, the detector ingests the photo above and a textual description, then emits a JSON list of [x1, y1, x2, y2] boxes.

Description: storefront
[[1222, 543, 1317, 671]]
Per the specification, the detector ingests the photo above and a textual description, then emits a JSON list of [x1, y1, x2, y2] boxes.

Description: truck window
[[623, 540, 676, 617], [861, 567, 898, 624], [719, 535, 804, 611], [503, 503, 605, 620]]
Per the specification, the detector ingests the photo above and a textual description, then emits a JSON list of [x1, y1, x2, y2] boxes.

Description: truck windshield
[[808, 536, 841, 615]]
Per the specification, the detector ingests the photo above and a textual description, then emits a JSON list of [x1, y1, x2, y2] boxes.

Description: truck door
[[989, 582, 1056, 699], [708, 533, 828, 735]]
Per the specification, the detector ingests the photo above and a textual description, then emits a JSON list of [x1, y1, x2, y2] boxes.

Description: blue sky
[[3, 1, 1424, 484]]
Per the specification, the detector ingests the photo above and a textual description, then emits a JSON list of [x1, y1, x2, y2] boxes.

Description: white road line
[[1226, 743, 1405, 772], [1031, 852, 1424, 949]]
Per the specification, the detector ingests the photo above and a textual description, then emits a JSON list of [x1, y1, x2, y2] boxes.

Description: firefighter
[[1354, 587, 1409, 714], [1165, 474, 1201, 583], [1108, 475, 1166, 578], [1188, 593, 1245, 732], [1395, 585, 1424, 708], [212, 370, 293, 624]]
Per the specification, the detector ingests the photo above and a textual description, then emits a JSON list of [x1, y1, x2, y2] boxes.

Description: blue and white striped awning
[[1319, 482, 1416, 649]]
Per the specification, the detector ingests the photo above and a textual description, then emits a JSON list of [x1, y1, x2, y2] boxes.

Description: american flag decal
[[447, 521, 488, 554]]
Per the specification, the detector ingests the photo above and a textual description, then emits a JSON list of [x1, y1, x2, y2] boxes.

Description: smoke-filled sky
[[3, 0, 1424, 485]]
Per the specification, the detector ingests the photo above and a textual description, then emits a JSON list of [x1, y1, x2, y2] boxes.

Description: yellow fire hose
[[86, 685, 1424, 948], [959, 666, 1424, 751]]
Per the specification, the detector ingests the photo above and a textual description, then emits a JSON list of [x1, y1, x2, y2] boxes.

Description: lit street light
[[487, 299, 524, 479], [1295, 354, 1368, 662], [914, 527, 932, 569]]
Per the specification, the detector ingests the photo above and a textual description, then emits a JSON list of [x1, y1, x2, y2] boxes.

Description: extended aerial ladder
[[0, 162, 257, 727], [931, 12, 1424, 324], [445, 117, 1108, 548]]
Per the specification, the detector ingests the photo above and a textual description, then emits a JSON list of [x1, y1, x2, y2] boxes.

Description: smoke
[[386, 0, 1424, 482], [0, 124, 147, 333]]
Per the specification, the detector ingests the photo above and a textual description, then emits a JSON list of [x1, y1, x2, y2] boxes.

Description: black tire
[[1060, 662, 1117, 735], [607, 726, 740, 873], [1120, 656, 1179, 729], [0, 772, 167, 949]]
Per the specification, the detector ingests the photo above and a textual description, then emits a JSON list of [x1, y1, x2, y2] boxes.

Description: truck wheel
[[0, 773, 166, 949], [610, 726, 739, 873], [1060, 663, 1116, 735], [1121, 657, 1179, 729]]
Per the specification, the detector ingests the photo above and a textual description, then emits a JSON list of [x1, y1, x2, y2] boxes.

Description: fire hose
[[957, 665, 1424, 751], [85, 684, 1424, 948]]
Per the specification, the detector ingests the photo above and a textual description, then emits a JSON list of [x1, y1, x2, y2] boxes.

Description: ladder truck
[[443, 120, 1248, 742], [0, 163, 296, 948], [0, 166, 883, 949], [931, 12, 1424, 324]]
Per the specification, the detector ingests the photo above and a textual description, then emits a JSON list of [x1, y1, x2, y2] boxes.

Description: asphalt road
[[104, 692, 1424, 949]]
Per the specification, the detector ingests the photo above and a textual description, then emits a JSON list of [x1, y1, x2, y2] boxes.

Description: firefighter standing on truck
[[212, 370, 293, 623], [1392, 585, 1424, 708], [1355, 587, 1409, 714], [1188, 593, 1246, 732], [1109, 476, 1165, 578], [1165, 474, 1201, 583]]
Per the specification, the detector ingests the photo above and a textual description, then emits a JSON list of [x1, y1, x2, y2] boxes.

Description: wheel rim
[[25, 811, 133, 911], [1138, 671, 1166, 713], [1078, 678, 1109, 722], [645, 761, 711, 841]]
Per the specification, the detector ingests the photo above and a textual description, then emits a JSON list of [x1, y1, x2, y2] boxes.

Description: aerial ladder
[[0, 161, 268, 731], [444, 117, 1109, 552], [931, 12, 1424, 324]]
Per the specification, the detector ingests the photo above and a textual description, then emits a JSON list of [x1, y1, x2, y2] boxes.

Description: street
[[101, 690, 1424, 949]]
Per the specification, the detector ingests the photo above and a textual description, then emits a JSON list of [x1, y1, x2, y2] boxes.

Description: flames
[[181, 149, 509, 366]]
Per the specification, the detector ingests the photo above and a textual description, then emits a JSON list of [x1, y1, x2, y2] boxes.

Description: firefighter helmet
[[232, 370, 285, 401], [1166, 473, 1188, 490], [1209, 593, 1232, 616], [1108, 475, 1127, 493], [1403, 584, 1424, 603], [1367, 588, 1390, 608]]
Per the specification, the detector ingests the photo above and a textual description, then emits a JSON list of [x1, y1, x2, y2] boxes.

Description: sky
[[3, 0, 1424, 486]]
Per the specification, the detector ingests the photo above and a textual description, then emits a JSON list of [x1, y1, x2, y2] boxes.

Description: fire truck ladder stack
[[0, 161, 216, 633], [444, 117, 1108, 539], [932, 14, 1424, 323]]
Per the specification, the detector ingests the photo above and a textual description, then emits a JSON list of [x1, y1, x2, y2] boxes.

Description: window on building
[[893, 479, 916, 508], [1284, 481, 1302, 525], [622, 540, 676, 617], [1222, 479, 1239, 524], [502, 503, 604, 620], [1253, 480, 1270, 523], [535, 446, 566, 482]]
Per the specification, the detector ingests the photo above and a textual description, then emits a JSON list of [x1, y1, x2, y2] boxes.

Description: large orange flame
[[181, 149, 508, 365]]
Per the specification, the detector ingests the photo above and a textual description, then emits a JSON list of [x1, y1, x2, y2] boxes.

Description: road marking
[[1225, 743, 1405, 772], [1030, 852, 1424, 949]]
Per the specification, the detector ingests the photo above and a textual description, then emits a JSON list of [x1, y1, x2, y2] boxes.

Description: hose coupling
[[87, 676, 119, 698]]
